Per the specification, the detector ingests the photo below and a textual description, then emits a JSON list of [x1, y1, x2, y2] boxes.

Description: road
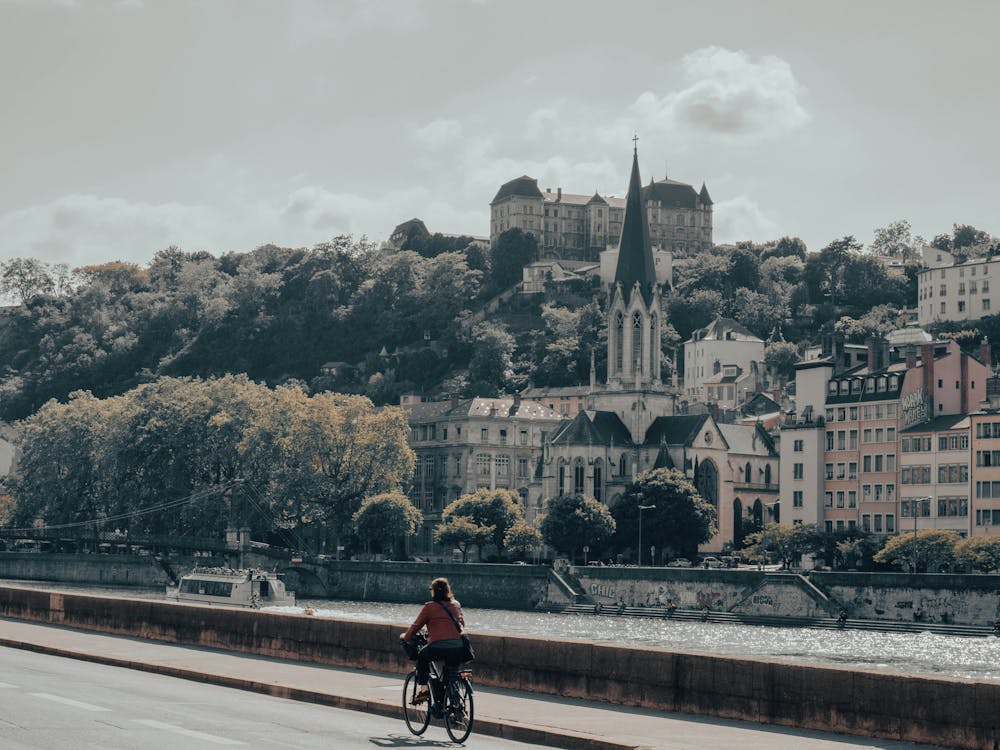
[[0, 645, 529, 749]]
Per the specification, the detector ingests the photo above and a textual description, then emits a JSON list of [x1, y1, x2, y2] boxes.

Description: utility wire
[[2, 481, 238, 535]]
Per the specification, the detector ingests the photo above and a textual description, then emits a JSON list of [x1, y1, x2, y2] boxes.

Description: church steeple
[[613, 137, 656, 305], [606, 136, 663, 391]]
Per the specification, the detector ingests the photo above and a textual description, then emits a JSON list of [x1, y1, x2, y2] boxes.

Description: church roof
[[613, 145, 657, 305], [586, 191, 608, 205], [644, 414, 710, 446], [491, 175, 544, 204], [718, 423, 777, 456], [550, 410, 633, 447], [699, 182, 713, 206]]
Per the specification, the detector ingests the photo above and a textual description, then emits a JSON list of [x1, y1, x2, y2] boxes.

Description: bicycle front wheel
[[402, 671, 431, 735], [444, 677, 474, 743]]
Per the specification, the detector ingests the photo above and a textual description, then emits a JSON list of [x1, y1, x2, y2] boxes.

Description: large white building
[[917, 247, 998, 326], [683, 317, 765, 403]]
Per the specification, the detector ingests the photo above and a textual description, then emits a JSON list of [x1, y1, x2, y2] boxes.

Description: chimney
[[981, 337, 992, 369], [557, 187, 562, 200], [906, 346, 917, 370], [866, 336, 878, 371], [833, 333, 846, 372], [880, 338, 890, 369]]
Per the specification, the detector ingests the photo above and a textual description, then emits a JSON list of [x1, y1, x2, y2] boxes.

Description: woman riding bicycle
[[400, 577, 465, 704]]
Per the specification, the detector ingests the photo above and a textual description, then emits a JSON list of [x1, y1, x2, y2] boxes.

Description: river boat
[[167, 567, 295, 608]]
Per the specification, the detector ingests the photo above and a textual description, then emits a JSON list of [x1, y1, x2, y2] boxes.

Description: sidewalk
[[0, 617, 940, 750]]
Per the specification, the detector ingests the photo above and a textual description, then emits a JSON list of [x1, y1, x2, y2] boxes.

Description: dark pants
[[416, 639, 464, 686]]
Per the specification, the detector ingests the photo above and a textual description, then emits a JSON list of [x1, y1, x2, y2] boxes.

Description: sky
[[1, 0, 998, 268]]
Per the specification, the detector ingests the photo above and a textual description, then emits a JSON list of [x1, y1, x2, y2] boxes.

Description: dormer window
[[828, 382, 838, 394], [850, 380, 861, 394], [866, 377, 876, 391], [839, 381, 849, 394], [877, 377, 887, 392]]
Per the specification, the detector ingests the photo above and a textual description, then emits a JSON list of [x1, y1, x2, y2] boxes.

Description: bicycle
[[401, 634, 475, 743]]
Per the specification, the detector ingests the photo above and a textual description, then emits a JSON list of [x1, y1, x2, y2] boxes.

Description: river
[[4, 580, 999, 682]]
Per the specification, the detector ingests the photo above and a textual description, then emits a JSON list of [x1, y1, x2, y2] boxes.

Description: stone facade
[[490, 169, 712, 263]]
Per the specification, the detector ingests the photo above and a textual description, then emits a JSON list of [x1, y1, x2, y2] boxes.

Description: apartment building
[[899, 415, 970, 536], [916, 247, 998, 326], [787, 337, 989, 536], [970, 407, 1000, 536]]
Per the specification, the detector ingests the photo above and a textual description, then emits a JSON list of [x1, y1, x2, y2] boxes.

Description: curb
[[0, 637, 647, 750]]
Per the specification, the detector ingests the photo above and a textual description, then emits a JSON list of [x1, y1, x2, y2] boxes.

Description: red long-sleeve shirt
[[403, 599, 464, 643]]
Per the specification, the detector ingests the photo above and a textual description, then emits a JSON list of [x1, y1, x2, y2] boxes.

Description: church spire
[[613, 136, 656, 305]]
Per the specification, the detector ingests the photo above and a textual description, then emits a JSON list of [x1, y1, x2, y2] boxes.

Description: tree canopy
[[612, 468, 717, 561], [539, 493, 615, 561]]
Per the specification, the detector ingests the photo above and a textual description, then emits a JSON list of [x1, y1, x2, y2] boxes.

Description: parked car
[[667, 558, 692, 567], [700, 556, 725, 568]]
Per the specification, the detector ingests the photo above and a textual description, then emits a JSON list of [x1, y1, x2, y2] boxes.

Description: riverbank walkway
[[0, 618, 948, 750]]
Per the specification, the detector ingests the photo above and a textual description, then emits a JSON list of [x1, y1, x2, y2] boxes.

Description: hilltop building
[[490, 169, 712, 263], [916, 246, 997, 327]]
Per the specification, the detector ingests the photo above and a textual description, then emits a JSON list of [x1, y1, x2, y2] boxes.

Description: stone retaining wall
[[0, 585, 996, 749]]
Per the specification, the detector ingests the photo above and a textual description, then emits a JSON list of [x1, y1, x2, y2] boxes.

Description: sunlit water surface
[[4, 581, 999, 682]]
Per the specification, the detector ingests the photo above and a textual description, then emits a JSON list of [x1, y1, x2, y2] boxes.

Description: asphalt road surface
[[0, 645, 530, 750]]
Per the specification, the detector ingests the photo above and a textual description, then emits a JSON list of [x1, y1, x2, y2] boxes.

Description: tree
[[741, 523, 816, 568], [835, 305, 908, 341], [873, 530, 960, 572], [954, 536, 1000, 573], [612, 469, 717, 561], [466, 321, 515, 396], [0, 258, 56, 304], [441, 488, 524, 557], [504, 520, 542, 559], [762, 236, 807, 261], [869, 219, 921, 260], [352, 491, 422, 558], [539, 494, 616, 562], [726, 287, 785, 338], [490, 228, 537, 291], [764, 341, 799, 381], [434, 516, 493, 563]]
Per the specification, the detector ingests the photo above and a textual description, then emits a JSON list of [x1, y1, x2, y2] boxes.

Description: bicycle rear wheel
[[444, 677, 474, 743], [402, 671, 431, 735]]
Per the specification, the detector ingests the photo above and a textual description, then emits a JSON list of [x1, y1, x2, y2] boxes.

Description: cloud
[[0, 195, 218, 266], [0, 186, 448, 267], [628, 47, 809, 143], [713, 195, 780, 243], [414, 119, 463, 151]]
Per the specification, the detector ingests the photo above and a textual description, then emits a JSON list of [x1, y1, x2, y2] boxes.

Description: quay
[[0, 584, 996, 749], [0, 611, 950, 750]]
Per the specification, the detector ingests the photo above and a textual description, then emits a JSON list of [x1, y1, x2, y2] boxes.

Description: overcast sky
[[2, 0, 998, 268]]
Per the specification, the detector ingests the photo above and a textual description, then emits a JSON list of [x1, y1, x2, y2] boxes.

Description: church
[[526, 144, 778, 556]]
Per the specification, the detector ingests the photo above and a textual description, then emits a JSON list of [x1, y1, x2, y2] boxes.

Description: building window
[[574, 460, 585, 494], [793, 491, 803, 507], [496, 454, 509, 477], [481, 428, 488, 442], [793, 463, 803, 479], [793, 439, 803, 452]]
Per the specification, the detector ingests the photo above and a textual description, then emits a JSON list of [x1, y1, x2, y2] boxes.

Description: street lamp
[[637, 504, 655, 566]]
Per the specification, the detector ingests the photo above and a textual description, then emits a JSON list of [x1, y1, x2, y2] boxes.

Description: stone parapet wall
[[811, 571, 1000, 625], [0, 585, 995, 750], [0, 552, 171, 588]]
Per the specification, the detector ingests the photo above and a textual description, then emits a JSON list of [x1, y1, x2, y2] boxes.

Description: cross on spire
[[632, 132, 639, 155]]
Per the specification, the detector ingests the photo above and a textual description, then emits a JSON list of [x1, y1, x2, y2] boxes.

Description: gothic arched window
[[632, 312, 643, 375], [619, 453, 628, 477], [592, 459, 603, 502], [615, 312, 624, 374], [744, 462, 752, 484], [573, 458, 585, 495], [764, 464, 772, 485], [649, 314, 657, 378], [695, 459, 719, 511]]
